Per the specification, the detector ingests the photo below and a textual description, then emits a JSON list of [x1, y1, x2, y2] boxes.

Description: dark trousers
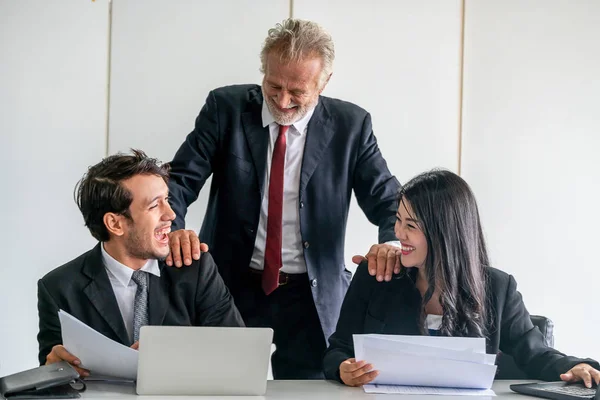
[[234, 269, 326, 380]]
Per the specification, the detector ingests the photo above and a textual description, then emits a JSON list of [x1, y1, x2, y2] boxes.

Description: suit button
[[303, 241, 310, 249], [310, 279, 318, 287], [299, 201, 304, 208]]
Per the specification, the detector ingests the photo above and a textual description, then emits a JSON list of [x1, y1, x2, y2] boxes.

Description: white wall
[[0, 0, 109, 376], [293, 0, 463, 269], [462, 0, 600, 360], [108, 0, 289, 233], [1, 0, 598, 377]]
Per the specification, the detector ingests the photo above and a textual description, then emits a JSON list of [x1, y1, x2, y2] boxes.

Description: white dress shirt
[[426, 314, 443, 330], [249, 101, 317, 274], [101, 244, 161, 342]]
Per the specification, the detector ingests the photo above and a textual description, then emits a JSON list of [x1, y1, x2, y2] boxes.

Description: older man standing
[[166, 19, 401, 379]]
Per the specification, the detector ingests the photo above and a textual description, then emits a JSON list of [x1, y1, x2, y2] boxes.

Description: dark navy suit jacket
[[37, 244, 244, 365], [167, 84, 400, 342], [324, 262, 599, 382]]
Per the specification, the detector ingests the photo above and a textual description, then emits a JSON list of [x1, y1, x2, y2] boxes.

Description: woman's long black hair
[[398, 170, 489, 338]]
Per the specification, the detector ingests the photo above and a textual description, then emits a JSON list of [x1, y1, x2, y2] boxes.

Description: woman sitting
[[323, 170, 599, 387]]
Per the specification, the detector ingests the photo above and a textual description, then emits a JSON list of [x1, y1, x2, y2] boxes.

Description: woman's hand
[[560, 363, 600, 388], [339, 358, 379, 387]]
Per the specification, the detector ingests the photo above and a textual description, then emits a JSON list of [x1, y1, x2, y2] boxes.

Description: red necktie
[[262, 124, 288, 295]]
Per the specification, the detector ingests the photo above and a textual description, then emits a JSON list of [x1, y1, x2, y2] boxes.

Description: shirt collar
[[101, 243, 161, 287], [261, 96, 317, 136]]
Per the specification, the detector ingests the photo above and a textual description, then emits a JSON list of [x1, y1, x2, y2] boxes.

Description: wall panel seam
[[457, 0, 466, 175]]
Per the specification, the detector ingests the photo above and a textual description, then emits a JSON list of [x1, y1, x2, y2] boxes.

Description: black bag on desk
[[0, 362, 83, 399]]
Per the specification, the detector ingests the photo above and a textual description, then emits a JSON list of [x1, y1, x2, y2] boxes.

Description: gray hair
[[260, 18, 335, 88]]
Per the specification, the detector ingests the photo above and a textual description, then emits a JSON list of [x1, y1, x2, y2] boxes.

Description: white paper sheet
[[353, 334, 497, 390], [59, 310, 138, 380], [357, 334, 488, 353], [364, 384, 496, 396], [361, 335, 496, 365]]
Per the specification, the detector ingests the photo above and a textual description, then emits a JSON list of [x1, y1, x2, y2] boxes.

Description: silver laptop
[[136, 326, 273, 396]]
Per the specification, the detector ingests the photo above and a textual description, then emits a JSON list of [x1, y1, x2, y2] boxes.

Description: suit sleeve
[[499, 275, 599, 380], [193, 252, 245, 327], [37, 279, 62, 366], [352, 113, 401, 243], [168, 91, 221, 230], [323, 261, 375, 382]]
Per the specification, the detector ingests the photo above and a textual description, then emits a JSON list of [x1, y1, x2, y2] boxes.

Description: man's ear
[[104, 212, 126, 237], [319, 72, 333, 94]]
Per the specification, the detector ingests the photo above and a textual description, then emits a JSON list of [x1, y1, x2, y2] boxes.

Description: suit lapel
[[383, 276, 422, 335], [82, 244, 130, 345], [242, 92, 336, 195], [148, 268, 169, 326], [242, 91, 269, 196], [300, 99, 335, 194]]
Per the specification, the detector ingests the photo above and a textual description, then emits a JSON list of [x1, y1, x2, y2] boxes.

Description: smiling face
[[394, 198, 428, 270], [261, 51, 326, 125], [115, 174, 175, 263]]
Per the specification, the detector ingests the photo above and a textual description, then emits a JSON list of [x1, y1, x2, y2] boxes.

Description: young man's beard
[[125, 228, 168, 261]]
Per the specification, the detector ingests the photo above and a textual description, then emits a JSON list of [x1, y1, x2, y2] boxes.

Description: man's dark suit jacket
[[168, 84, 401, 342], [324, 262, 599, 382], [37, 243, 244, 365]]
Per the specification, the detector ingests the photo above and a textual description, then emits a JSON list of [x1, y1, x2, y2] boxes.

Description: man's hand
[[46, 344, 90, 378], [166, 229, 209, 267], [560, 363, 600, 388], [339, 358, 379, 387], [130, 341, 139, 350], [352, 243, 402, 282]]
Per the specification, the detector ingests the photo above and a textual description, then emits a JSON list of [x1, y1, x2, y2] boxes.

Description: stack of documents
[[353, 334, 497, 395], [59, 310, 138, 381]]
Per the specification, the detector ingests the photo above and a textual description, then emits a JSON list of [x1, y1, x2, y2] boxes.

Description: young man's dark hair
[[74, 149, 169, 241]]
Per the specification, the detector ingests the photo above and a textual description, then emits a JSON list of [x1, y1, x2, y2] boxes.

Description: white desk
[[81, 380, 534, 400]]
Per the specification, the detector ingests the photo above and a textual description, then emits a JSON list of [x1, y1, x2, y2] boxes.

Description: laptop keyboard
[[539, 386, 597, 398]]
